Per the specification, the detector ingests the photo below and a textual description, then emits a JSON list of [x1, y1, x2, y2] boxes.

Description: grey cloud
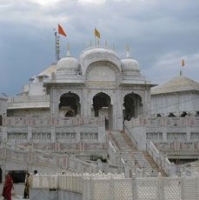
[[0, 0, 199, 95]]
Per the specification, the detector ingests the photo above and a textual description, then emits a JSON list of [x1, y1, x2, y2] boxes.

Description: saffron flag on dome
[[181, 59, 185, 66], [94, 28, 100, 39], [58, 24, 67, 37]]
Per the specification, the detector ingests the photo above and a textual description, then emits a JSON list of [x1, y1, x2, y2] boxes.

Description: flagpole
[[54, 29, 60, 62], [180, 59, 185, 75]]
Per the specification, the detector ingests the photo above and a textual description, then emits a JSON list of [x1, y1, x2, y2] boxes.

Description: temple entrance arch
[[123, 93, 142, 121], [59, 92, 80, 117], [92, 92, 112, 130]]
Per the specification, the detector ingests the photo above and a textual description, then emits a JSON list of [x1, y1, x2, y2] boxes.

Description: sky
[[0, 0, 199, 96]]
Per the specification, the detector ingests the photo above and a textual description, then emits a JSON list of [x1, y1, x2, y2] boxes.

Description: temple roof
[[151, 74, 199, 95], [38, 64, 56, 77]]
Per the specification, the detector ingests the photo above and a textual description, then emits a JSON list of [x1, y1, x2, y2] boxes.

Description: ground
[[0, 183, 27, 200]]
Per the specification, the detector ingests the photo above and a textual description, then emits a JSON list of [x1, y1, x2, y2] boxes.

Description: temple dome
[[121, 57, 140, 72], [121, 48, 140, 72], [56, 53, 80, 74], [80, 47, 121, 75]]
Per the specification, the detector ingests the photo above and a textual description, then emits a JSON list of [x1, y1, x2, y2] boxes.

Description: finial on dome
[[126, 45, 130, 58], [66, 42, 71, 57], [112, 43, 115, 51], [105, 40, 108, 47], [90, 40, 93, 47]]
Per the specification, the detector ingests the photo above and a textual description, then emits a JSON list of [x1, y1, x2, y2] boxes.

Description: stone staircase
[[107, 130, 167, 177], [142, 151, 167, 176], [121, 130, 167, 176], [120, 131, 137, 152]]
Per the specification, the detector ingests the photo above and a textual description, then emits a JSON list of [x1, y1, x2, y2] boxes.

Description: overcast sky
[[0, 0, 199, 96]]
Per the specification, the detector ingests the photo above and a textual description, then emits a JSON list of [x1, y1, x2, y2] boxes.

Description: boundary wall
[[30, 173, 199, 200]]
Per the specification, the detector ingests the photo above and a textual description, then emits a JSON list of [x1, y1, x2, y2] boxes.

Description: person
[[0, 167, 2, 183], [2, 172, 14, 200], [33, 170, 38, 175], [23, 172, 31, 199], [2, 175, 6, 200]]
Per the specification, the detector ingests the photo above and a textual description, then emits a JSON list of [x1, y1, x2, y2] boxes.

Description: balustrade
[[30, 173, 199, 200]]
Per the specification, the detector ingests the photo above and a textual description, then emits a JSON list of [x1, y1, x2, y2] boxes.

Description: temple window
[[146, 132, 163, 140], [167, 132, 186, 141]]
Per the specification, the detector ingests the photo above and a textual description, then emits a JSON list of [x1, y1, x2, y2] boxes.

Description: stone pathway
[[0, 183, 29, 200]]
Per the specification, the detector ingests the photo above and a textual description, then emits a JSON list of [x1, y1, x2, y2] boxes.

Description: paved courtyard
[[0, 183, 29, 200]]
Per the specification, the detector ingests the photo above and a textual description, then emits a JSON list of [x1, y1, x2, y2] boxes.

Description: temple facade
[[1, 44, 199, 172], [2, 46, 153, 143]]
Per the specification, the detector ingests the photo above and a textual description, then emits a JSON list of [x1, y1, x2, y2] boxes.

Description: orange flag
[[58, 24, 67, 37]]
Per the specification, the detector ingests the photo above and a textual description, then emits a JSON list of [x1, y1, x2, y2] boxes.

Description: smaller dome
[[56, 51, 80, 74], [121, 48, 140, 72], [121, 58, 140, 72]]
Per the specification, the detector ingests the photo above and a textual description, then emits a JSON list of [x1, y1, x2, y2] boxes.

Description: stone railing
[[126, 116, 199, 128], [123, 124, 138, 147], [3, 116, 104, 127], [107, 141, 129, 175], [30, 172, 199, 200], [155, 141, 199, 152], [107, 133, 163, 177], [108, 141, 118, 165], [0, 143, 98, 174], [7, 95, 50, 104], [146, 141, 173, 176]]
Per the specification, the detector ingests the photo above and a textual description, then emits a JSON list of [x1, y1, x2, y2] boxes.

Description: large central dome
[[80, 47, 121, 75]]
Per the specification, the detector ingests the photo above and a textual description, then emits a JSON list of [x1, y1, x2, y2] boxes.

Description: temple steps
[[107, 130, 167, 177]]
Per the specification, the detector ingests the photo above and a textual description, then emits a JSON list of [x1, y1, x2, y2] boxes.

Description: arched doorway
[[123, 93, 142, 121], [59, 92, 80, 117], [92, 92, 112, 130]]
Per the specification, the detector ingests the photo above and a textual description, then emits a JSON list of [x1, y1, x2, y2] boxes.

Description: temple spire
[[126, 45, 130, 58], [90, 40, 93, 47], [66, 42, 71, 57], [105, 40, 108, 48]]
